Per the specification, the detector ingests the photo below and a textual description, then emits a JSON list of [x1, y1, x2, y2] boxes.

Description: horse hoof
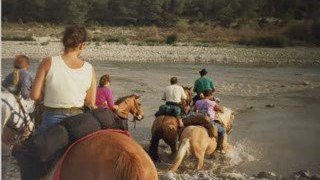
[[162, 171, 176, 180]]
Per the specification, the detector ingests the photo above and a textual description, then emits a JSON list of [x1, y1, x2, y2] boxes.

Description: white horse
[[170, 106, 235, 172], [1, 90, 34, 148]]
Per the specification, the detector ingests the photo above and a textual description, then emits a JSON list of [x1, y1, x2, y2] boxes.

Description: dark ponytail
[[99, 74, 110, 87], [62, 25, 87, 50]]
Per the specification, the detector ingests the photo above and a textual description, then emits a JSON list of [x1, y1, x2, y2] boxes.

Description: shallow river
[[2, 59, 320, 179]]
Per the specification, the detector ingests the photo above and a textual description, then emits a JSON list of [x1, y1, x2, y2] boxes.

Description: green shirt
[[193, 77, 215, 94]]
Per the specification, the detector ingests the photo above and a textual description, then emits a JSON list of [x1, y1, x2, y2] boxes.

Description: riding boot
[[217, 135, 225, 153]]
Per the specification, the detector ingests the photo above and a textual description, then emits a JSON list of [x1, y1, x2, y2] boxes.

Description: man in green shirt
[[193, 68, 215, 103]]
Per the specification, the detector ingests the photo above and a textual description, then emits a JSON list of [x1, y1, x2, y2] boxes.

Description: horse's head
[[217, 107, 235, 135], [1, 91, 34, 148], [115, 95, 144, 121], [182, 86, 193, 114]]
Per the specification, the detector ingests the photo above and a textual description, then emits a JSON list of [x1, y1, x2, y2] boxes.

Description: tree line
[[2, 0, 320, 26]]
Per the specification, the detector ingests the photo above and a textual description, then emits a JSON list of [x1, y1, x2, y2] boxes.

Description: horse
[[49, 129, 158, 180], [169, 107, 235, 172], [149, 86, 192, 162], [1, 90, 34, 149], [3, 93, 158, 180], [115, 95, 144, 127]]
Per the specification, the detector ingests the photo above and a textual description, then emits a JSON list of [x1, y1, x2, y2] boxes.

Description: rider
[[31, 25, 97, 133], [195, 89, 226, 152], [95, 74, 118, 111], [2, 54, 34, 113], [193, 68, 215, 103], [162, 77, 187, 127]]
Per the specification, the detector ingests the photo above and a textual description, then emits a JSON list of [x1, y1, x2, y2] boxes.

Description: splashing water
[[160, 140, 260, 180], [225, 141, 258, 167]]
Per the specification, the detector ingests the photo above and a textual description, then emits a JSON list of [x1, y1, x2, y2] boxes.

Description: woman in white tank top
[[31, 25, 97, 133]]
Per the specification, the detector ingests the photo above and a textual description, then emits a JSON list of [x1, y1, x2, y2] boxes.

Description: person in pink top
[[96, 74, 118, 111], [195, 89, 225, 152]]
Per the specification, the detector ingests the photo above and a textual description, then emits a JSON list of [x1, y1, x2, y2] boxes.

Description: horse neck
[[217, 107, 233, 126], [117, 98, 133, 118]]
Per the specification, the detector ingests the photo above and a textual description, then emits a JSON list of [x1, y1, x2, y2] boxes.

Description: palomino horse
[[170, 107, 235, 172], [1, 90, 34, 148], [4, 94, 157, 180], [149, 87, 192, 162]]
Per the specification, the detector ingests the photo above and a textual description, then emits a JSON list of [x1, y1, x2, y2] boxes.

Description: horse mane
[[115, 95, 137, 105]]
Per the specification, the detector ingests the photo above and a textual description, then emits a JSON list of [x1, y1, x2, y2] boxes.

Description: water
[[2, 59, 320, 178]]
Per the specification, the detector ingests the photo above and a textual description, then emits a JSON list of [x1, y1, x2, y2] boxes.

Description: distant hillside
[[2, 0, 320, 26]]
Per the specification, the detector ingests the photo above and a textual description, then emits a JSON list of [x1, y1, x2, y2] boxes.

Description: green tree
[[64, 0, 89, 24], [87, 0, 109, 23]]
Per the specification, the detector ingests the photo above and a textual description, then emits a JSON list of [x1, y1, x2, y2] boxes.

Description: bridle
[[116, 97, 144, 129], [1, 88, 34, 145]]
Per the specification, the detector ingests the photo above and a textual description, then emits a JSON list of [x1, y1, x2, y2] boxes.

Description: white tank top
[[44, 56, 93, 108]]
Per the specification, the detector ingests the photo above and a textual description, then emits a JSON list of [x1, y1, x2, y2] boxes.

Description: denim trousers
[[210, 121, 225, 137], [38, 110, 75, 133]]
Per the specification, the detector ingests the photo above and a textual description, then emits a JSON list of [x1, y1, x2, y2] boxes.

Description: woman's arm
[[214, 103, 224, 113], [105, 88, 116, 110], [84, 68, 97, 109], [30, 58, 51, 101]]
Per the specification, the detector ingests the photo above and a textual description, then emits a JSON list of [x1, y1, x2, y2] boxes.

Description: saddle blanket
[[13, 108, 127, 180]]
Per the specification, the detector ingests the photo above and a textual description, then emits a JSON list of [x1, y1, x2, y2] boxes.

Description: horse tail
[[170, 138, 190, 172], [115, 150, 143, 180]]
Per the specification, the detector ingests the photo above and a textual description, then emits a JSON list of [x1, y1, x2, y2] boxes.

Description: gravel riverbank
[[2, 41, 320, 65]]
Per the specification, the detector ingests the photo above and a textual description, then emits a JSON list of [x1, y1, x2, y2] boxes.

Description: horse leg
[[194, 146, 205, 170], [206, 139, 217, 155], [168, 138, 177, 158], [149, 131, 161, 162]]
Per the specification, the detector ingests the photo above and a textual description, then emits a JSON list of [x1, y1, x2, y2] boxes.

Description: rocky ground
[[2, 41, 320, 65], [164, 169, 320, 180]]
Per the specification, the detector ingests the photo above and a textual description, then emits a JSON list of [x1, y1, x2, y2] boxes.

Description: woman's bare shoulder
[[39, 57, 52, 71]]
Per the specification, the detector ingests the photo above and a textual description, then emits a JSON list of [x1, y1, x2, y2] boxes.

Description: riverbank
[[2, 41, 320, 65]]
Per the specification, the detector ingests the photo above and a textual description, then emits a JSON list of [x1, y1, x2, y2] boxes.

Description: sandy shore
[[2, 41, 320, 65]]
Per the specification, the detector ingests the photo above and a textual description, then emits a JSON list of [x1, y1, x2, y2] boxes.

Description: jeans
[[210, 121, 225, 138], [37, 110, 75, 133]]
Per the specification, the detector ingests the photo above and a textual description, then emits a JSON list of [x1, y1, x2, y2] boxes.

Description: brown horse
[[4, 94, 158, 180], [48, 130, 158, 180], [149, 87, 192, 162], [115, 95, 144, 121], [47, 95, 158, 180], [170, 107, 235, 172]]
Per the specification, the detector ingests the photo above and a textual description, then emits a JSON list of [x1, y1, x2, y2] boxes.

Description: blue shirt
[[2, 69, 33, 99]]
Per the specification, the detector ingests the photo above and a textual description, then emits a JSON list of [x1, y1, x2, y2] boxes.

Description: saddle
[[155, 104, 180, 117], [13, 108, 127, 180], [182, 113, 218, 139]]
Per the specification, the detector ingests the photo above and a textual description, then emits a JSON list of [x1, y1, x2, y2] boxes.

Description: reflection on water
[[2, 59, 320, 177]]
